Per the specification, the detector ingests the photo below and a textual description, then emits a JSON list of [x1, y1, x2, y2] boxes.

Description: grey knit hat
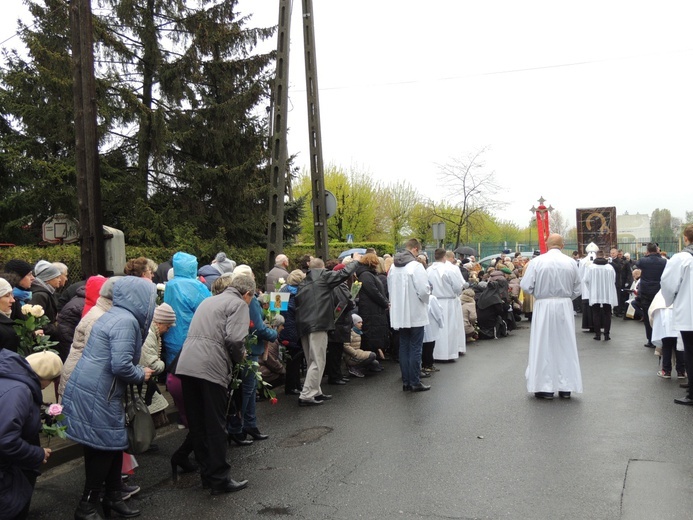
[[213, 252, 236, 275], [153, 303, 176, 325], [352, 314, 363, 325], [33, 260, 61, 282]]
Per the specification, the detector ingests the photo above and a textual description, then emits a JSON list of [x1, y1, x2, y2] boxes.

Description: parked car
[[478, 252, 534, 269]]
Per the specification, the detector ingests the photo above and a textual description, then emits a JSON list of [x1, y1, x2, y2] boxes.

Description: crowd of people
[[3, 227, 693, 518]]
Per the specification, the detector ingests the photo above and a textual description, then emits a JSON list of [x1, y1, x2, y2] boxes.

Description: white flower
[[156, 283, 166, 292], [30, 305, 45, 318], [21, 304, 34, 316], [277, 278, 285, 285]]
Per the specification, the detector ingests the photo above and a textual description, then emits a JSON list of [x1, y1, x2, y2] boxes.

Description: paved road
[[30, 315, 693, 519]]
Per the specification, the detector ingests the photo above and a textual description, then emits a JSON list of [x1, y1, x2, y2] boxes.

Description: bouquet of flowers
[[350, 280, 363, 300], [41, 403, 68, 446], [230, 328, 278, 404], [13, 304, 59, 357]]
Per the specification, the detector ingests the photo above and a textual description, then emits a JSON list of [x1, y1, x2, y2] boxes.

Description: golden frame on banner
[[576, 207, 617, 256]]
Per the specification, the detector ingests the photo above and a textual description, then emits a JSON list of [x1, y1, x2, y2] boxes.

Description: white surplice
[[520, 248, 583, 393], [427, 261, 465, 360], [584, 262, 618, 307]]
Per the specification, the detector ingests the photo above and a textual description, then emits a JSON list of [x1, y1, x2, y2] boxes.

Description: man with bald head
[[266, 254, 291, 293], [294, 256, 360, 406], [520, 234, 583, 400]]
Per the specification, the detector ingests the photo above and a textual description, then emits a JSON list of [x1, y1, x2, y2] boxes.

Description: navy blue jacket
[[279, 285, 301, 352], [0, 350, 44, 518], [636, 254, 667, 296]]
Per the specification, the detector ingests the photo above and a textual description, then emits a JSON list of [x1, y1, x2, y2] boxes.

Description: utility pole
[[266, 0, 293, 272], [301, 0, 329, 260], [70, 0, 105, 277]]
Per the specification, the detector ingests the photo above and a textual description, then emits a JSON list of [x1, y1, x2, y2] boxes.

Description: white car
[[478, 252, 535, 269]]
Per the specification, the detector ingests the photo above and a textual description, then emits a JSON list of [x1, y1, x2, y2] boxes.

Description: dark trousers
[[389, 329, 400, 361], [180, 376, 230, 488], [399, 326, 424, 387], [661, 336, 685, 374], [581, 299, 593, 330], [326, 341, 345, 381], [285, 349, 304, 392], [422, 341, 435, 368], [82, 446, 123, 498], [681, 331, 693, 399], [640, 293, 655, 341], [591, 304, 612, 336]]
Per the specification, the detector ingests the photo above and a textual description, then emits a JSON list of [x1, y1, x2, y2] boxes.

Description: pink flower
[[270, 397, 278, 405], [47, 403, 63, 416]]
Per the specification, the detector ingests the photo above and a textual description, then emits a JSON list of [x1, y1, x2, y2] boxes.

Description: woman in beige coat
[[139, 303, 176, 427], [461, 289, 478, 342]]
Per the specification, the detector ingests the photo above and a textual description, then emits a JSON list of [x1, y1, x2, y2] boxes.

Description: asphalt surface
[[29, 314, 693, 520]]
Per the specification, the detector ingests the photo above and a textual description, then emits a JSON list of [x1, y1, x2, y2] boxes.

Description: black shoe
[[242, 427, 268, 441], [102, 492, 140, 518], [674, 396, 693, 405], [298, 397, 323, 406], [327, 379, 346, 385], [210, 479, 248, 495], [419, 371, 431, 378], [403, 384, 412, 391], [558, 391, 571, 399], [681, 383, 690, 389], [315, 394, 332, 401], [171, 455, 198, 481], [534, 392, 554, 400], [340, 377, 350, 383], [593, 335, 601, 341], [284, 388, 301, 396], [74, 500, 103, 520], [644, 342, 656, 348], [410, 383, 431, 392], [604, 334, 610, 341], [228, 433, 253, 446]]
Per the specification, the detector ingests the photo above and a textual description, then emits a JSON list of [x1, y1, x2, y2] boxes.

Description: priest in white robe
[[520, 234, 582, 400], [584, 250, 619, 341], [427, 249, 465, 360]]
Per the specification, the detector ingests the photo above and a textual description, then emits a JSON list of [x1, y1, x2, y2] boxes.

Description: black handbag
[[124, 384, 156, 454]]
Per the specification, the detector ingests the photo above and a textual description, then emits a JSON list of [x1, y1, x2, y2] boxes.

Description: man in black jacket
[[636, 243, 667, 347], [295, 257, 359, 406]]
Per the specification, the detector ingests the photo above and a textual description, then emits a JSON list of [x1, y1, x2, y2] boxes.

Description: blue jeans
[[227, 365, 257, 434], [399, 326, 424, 386]]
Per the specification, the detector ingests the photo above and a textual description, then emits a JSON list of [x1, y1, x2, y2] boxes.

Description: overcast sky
[[3, 1, 693, 229]]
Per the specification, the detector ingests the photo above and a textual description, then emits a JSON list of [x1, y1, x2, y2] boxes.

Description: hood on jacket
[[393, 250, 417, 268], [112, 277, 157, 338], [82, 276, 107, 316], [281, 284, 299, 295], [172, 252, 199, 279], [197, 264, 220, 278], [0, 349, 42, 405], [594, 257, 609, 265]]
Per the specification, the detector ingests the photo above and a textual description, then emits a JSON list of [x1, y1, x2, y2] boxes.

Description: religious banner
[[530, 197, 553, 254], [576, 207, 617, 255]]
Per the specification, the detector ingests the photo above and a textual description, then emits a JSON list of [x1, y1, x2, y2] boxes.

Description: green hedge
[[0, 241, 394, 287]]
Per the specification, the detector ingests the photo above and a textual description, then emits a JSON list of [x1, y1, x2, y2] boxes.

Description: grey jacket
[[175, 287, 249, 388], [266, 265, 289, 293]]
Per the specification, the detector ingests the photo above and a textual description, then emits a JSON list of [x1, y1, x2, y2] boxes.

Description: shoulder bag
[[124, 384, 156, 454]]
